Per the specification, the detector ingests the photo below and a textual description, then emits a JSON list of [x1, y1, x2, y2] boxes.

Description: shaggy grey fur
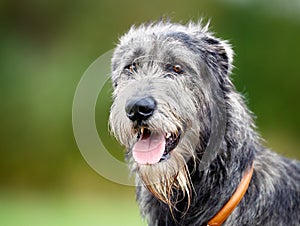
[[109, 21, 300, 226]]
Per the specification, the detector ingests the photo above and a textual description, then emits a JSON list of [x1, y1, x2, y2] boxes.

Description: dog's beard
[[137, 150, 194, 212]]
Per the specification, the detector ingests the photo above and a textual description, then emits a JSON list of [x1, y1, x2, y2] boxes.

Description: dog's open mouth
[[132, 127, 181, 165]]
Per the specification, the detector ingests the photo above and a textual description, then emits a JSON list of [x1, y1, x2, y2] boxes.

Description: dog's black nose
[[125, 96, 156, 122]]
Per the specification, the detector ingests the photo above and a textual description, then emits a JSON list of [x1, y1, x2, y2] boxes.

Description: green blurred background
[[1, 0, 299, 225]]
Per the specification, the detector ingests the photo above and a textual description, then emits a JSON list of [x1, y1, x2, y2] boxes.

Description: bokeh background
[[1, 0, 299, 225]]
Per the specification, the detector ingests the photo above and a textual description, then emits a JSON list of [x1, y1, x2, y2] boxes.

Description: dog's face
[[109, 21, 233, 205]]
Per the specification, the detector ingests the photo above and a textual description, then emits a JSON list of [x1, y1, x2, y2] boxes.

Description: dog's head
[[109, 21, 233, 207]]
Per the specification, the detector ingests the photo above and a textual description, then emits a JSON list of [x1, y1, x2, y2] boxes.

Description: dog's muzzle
[[125, 96, 181, 165]]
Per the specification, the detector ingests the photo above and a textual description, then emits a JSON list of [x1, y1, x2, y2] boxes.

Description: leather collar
[[207, 164, 254, 226]]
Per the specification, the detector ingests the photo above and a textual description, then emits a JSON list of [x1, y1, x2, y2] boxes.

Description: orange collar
[[207, 164, 254, 226]]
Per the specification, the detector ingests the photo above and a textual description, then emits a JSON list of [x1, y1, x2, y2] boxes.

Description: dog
[[109, 20, 300, 226]]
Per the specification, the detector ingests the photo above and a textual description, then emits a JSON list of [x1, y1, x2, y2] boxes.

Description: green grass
[[0, 192, 147, 226]]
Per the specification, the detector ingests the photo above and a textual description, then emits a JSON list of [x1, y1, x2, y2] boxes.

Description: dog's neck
[[136, 146, 255, 226]]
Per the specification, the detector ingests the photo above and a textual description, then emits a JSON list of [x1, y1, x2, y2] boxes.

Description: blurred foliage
[[0, 0, 299, 198]]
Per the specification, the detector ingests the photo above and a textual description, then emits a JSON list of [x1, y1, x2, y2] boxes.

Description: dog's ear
[[188, 21, 234, 76], [201, 35, 234, 77]]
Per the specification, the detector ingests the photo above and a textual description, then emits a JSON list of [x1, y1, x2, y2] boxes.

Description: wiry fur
[[109, 21, 300, 226]]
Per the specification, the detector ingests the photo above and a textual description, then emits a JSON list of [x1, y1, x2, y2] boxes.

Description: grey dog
[[109, 21, 300, 226]]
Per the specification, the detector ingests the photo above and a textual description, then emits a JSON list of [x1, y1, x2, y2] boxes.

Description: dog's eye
[[173, 65, 183, 74], [166, 64, 183, 74], [125, 63, 137, 74]]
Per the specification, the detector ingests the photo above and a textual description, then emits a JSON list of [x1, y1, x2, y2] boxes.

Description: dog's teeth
[[141, 127, 144, 134], [166, 132, 171, 138]]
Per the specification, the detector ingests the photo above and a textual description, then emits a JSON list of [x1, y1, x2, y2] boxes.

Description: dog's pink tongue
[[132, 133, 165, 165]]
